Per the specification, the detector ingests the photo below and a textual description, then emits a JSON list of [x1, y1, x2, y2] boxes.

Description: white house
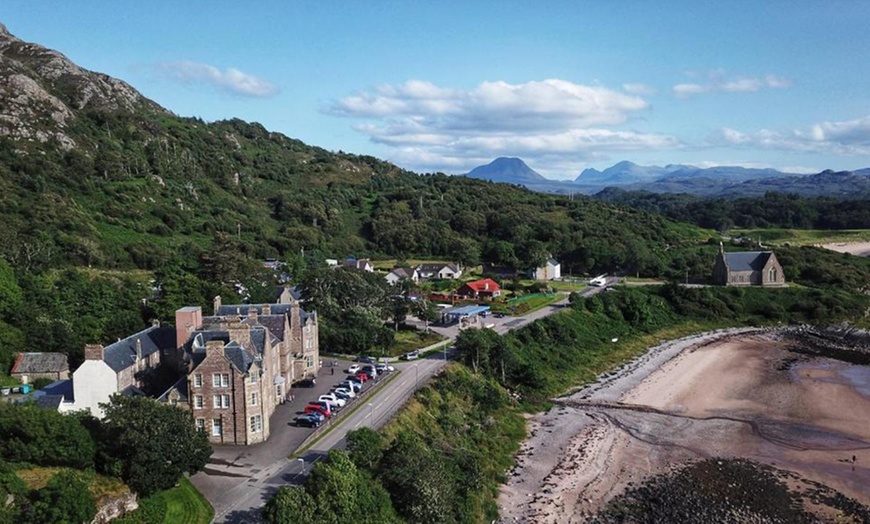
[[385, 267, 420, 285], [66, 323, 177, 417], [343, 258, 374, 272], [417, 263, 462, 280], [530, 258, 561, 281]]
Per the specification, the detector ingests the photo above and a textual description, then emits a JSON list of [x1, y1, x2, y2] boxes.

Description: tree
[[388, 296, 409, 331], [24, 470, 96, 524], [412, 299, 440, 333], [98, 395, 212, 496], [262, 486, 317, 524], [346, 428, 384, 470], [0, 403, 95, 469]]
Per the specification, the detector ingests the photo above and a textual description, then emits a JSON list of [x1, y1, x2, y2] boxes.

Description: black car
[[295, 377, 317, 388], [355, 355, 376, 364], [294, 414, 322, 428]]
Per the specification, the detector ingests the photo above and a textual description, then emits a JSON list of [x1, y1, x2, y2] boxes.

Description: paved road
[[196, 288, 603, 523]]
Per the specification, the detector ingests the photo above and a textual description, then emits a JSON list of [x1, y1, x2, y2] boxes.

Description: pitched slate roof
[[102, 326, 176, 373], [11, 352, 68, 374], [185, 328, 260, 374], [723, 251, 773, 272], [157, 375, 189, 403], [389, 267, 417, 279], [213, 302, 316, 328], [274, 285, 303, 302]]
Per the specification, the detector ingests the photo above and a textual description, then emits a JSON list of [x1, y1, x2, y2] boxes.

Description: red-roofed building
[[455, 278, 502, 300]]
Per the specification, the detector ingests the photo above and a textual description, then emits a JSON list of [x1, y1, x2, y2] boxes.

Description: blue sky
[[5, 2, 870, 179]]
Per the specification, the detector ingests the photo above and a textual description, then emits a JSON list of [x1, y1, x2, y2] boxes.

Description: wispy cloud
[[712, 114, 870, 156], [327, 79, 679, 176], [673, 71, 791, 98], [622, 83, 658, 96], [157, 61, 279, 98]]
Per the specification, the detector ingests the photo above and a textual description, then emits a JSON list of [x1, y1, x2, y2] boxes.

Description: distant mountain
[[574, 161, 682, 185], [464, 157, 547, 185]]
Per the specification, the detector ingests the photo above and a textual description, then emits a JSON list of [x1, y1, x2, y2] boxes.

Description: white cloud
[[673, 71, 791, 98], [328, 79, 678, 176], [622, 83, 658, 96], [712, 115, 870, 156], [157, 61, 279, 97]]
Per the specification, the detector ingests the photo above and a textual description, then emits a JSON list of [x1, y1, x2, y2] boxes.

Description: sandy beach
[[820, 241, 870, 257], [498, 328, 870, 522]]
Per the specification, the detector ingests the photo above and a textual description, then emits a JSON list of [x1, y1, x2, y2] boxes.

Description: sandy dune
[[498, 329, 870, 523], [820, 241, 870, 257]]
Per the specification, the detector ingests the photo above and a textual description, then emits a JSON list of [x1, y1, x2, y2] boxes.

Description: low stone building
[[712, 243, 785, 286], [10, 352, 69, 383]]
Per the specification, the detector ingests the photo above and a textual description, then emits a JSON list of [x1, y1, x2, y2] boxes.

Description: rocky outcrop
[[0, 23, 167, 150], [91, 491, 138, 524]]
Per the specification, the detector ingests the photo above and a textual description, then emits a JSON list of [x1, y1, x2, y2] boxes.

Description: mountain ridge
[[464, 157, 547, 184]]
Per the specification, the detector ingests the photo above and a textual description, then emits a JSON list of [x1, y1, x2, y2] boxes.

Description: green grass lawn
[[731, 228, 870, 246], [388, 329, 447, 356], [115, 478, 213, 524], [162, 478, 214, 524]]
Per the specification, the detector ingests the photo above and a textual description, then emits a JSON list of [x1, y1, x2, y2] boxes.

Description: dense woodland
[[596, 188, 870, 231]]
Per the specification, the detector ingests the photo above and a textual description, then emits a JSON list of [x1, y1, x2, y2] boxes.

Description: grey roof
[[723, 251, 773, 272], [185, 328, 260, 374], [157, 375, 189, 403], [34, 394, 65, 410], [547, 258, 560, 266], [215, 303, 292, 316], [246, 315, 286, 341], [224, 342, 255, 373], [389, 267, 417, 279], [102, 326, 176, 373], [418, 263, 458, 273], [274, 285, 303, 302], [30, 379, 73, 409], [11, 353, 68, 374]]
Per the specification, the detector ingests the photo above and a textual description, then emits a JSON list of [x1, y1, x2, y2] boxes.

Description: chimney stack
[[84, 344, 105, 361], [262, 304, 271, 315], [248, 307, 258, 322], [213, 295, 222, 315], [135, 339, 142, 361], [175, 306, 203, 350], [205, 340, 225, 357]]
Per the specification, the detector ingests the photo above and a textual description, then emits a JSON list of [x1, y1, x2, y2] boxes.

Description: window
[[213, 394, 230, 409], [194, 395, 204, 409], [250, 415, 262, 433], [193, 374, 203, 388], [251, 392, 258, 406], [213, 373, 229, 388], [212, 418, 222, 437], [305, 356, 314, 368], [250, 372, 258, 384], [769, 267, 778, 282], [195, 418, 205, 432]]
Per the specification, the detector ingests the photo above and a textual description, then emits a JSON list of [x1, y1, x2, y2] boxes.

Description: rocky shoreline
[[498, 326, 870, 523]]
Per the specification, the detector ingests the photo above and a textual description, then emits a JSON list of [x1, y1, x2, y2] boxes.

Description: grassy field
[[388, 329, 447, 356], [115, 478, 214, 524], [731, 228, 870, 246]]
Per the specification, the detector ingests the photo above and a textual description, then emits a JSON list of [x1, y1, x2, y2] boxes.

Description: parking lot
[[192, 358, 392, 521]]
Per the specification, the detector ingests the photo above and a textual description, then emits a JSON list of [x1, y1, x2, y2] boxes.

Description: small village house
[[385, 267, 420, 286], [416, 263, 462, 280], [529, 258, 561, 281], [456, 278, 502, 300]]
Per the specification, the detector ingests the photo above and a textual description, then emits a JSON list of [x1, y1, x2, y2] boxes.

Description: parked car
[[494, 312, 506, 318], [403, 350, 420, 360], [319, 394, 346, 409], [333, 387, 355, 399], [355, 372, 370, 382], [294, 414, 322, 428], [355, 355, 376, 364], [332, 389, 352, 401], [376, 363, 395, 374], [361, 365, 377, 378], [347, 364, 361, 374], [338, 380, 361, 392], [304, 404, 331, 418], [295, 377, 317, 387]]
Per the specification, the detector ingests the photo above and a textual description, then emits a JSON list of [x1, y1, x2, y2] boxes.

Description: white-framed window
[[251, 392, 258, 406], [213, 394, 230, 409], [212, 418, 222, 437], [195, 418, 205, 432], [305, 356, 314, 367], [250, 415, 262, 433], [194, 395, 204, 409], [250, 371, 258, 384], [193, 373, 203, 388], [213, 373, 229, 388]]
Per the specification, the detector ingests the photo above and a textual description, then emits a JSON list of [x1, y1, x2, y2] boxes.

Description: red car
[[304, 404, 331, 418], [355, 371, 370, 382]]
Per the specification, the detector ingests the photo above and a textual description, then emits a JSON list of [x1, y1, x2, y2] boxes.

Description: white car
[[319, 393, 346, 408], [347, 364, 361, 374], [338, 380, 362, 393], [333, 387, 356, 398]]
